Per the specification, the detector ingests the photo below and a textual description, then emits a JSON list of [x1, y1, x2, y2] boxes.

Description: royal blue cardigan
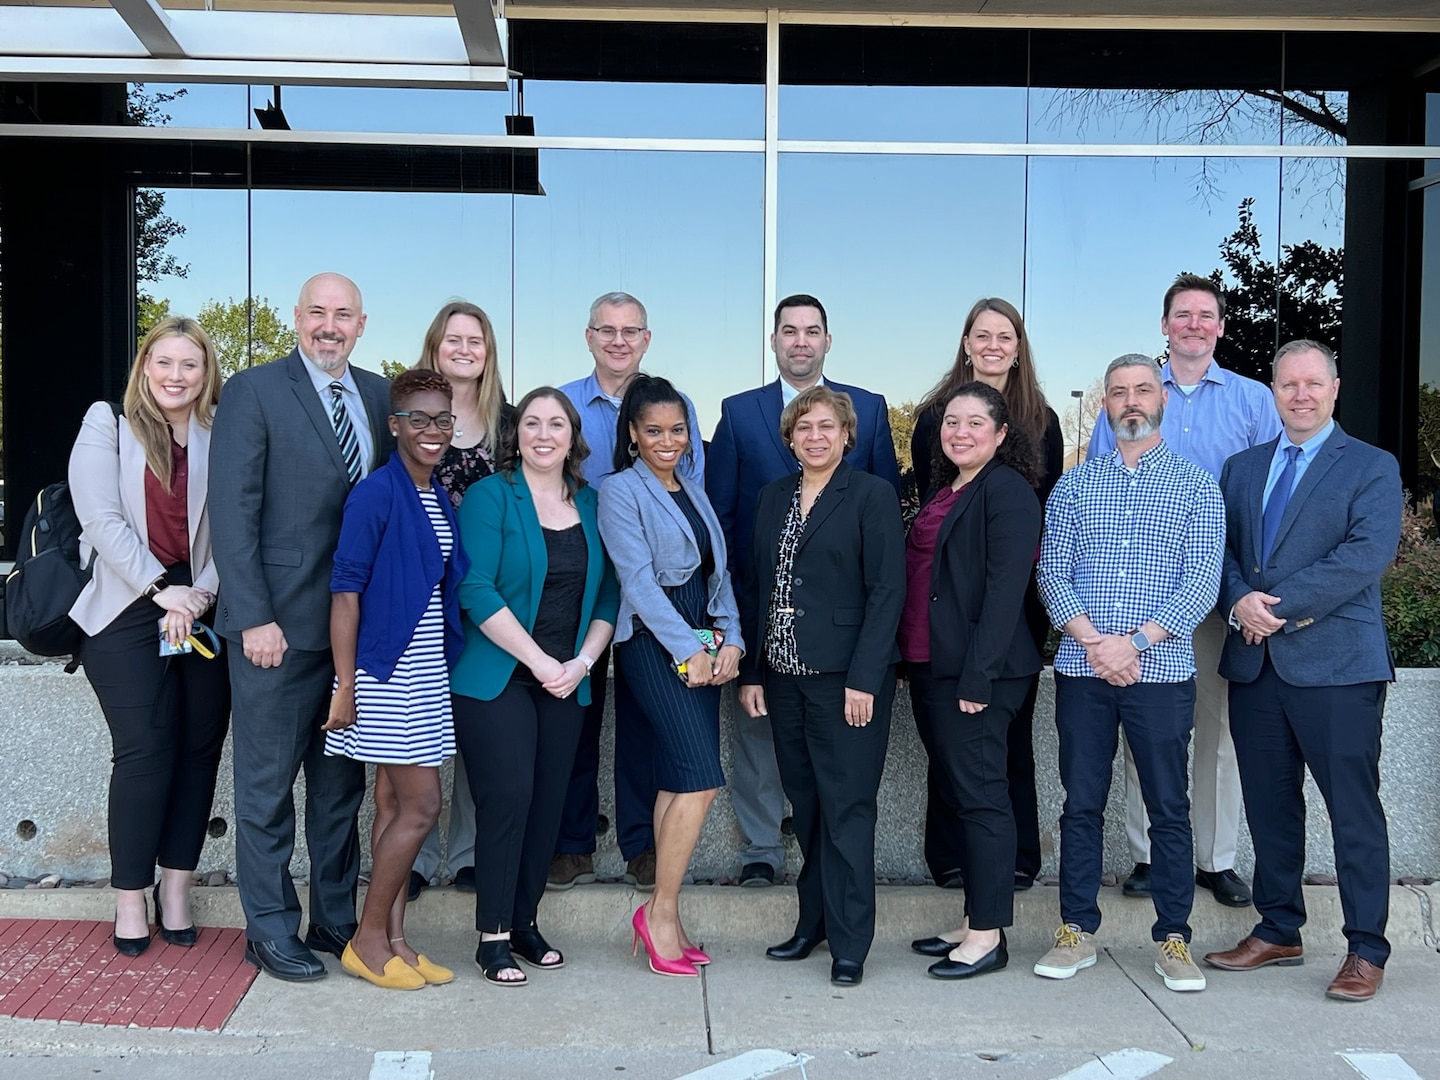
[[331, 451, 470, 682]]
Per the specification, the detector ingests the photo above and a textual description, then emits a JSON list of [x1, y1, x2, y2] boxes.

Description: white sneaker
[[1155, 933, 1206, 992], [1033, 923, 1097, 979]]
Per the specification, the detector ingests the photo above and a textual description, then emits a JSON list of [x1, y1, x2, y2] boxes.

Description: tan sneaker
[[625, 847, 657, 891], [1155, 933, 1206, 992], [545, 853, 595, 891], [1033, 923, 1097, 979]]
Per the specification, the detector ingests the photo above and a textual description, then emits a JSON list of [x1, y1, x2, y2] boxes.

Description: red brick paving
[[0, 918, 256, 1031]]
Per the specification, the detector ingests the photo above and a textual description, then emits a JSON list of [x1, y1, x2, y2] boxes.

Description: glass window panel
[[780, 86, 1026, 143], [776, 154, 1026, 416], [248, 86, 516, 137], [247, 190, 515, 385], [1277, 156, 1346, 365], [128, 83, 252, 128], [140, 188, 250, 333], [523, 81, 763, 140], [1029, 86, 1283, 146], [512, 151, 763, 435], [1420, 183, 1440, 389], [1427, 93, 1440, 175], [1024, 156, 1283, 433]]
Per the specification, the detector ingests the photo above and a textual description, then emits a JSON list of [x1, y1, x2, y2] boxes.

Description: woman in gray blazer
[[597, 375, 744, 979], [69, 316, 230, 957]]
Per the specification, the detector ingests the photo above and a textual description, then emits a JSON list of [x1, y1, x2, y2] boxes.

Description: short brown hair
[[1163, 273, 1226, 320], [779, 385, 857, 452]]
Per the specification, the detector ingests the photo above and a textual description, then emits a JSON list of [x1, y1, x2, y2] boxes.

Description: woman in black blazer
[[899, 381, 1041, 980], [739, 386, 906, 988], [909, 297, 1061, 892]]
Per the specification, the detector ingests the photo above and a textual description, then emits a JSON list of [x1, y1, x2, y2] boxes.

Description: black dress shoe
[[910, 936, 958, 957], [304, 922, 358, 959], [831, 958, 864, 986], [407, 871, 428, 903], [245, 935, 326, 982], [152, 883, 197, 947], [452, 866, 477, 893], [113, 931, 152, 957], [766, 934, 825, 961], [1122, 862, 1152, 898], [1196, 868, 1253, 908], [928, 931, 1009, 980], [936, 868, 966, 890], [1013, 872, 1036, 892], [739, 862, 775, 887]]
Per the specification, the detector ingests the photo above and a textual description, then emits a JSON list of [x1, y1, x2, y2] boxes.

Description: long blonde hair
[[415, 299, 507, 460], [122, 317, 222, 492]]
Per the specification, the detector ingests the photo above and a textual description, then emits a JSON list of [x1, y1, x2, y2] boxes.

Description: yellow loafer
[[341, 942, 426, 990], [410, 954, 455, 985]]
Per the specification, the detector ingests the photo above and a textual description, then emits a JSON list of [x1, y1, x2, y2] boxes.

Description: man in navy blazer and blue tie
[[1204, 340, 1401, 1003], [707, 294, 900, 885]]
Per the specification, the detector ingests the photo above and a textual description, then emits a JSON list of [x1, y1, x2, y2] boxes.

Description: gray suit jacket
[[1217, 423, 1401, 687], [597, 460, 744, 663], [208, 350, 392, 652], [69, 401, 219, 635]]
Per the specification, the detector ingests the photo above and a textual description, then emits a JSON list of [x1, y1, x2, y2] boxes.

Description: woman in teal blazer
[[451, 387, 619, 987]]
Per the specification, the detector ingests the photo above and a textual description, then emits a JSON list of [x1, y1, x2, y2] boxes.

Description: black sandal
[[510, 927, 564, 969], [475, 939, 527, 986]]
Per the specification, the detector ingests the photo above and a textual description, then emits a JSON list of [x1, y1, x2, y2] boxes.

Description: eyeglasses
[[392, 410, 455, 431], [588, 325, 647, 343]]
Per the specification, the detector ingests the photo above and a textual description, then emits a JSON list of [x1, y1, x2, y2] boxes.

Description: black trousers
[[455, 677, 585, 933], [229, 645, 365, 942], [768, 669, 894, 964], [555, 644, 659, 861], [83, 588, 231, 890], [1229, 657, 1390, 966], [910, 664, 1029, 931]]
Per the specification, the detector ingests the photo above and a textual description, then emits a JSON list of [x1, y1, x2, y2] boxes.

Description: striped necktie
[[328, 382, 363, 485]]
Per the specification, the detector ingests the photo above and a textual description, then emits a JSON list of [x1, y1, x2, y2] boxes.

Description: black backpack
[[4, 404, 122, 667]]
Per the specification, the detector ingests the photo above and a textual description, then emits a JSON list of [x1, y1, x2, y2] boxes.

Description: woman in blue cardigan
[[451, 386, 620, 987], [325, 369, 470, 991]]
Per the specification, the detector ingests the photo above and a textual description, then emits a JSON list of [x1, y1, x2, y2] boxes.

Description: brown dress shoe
[[1203, 935, 1304, 970], [1326, 954, 1384, 1001]]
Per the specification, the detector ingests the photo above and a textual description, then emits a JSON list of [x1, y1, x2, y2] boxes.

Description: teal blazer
[[451, 469, 620, 705]]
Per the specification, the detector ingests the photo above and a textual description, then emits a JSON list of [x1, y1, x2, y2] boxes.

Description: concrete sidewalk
[[3, 883, 1438, 1079]]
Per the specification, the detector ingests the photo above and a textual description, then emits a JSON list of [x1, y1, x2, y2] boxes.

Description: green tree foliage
[[380, 360, 410, 379], [196, 297, 297, 378]]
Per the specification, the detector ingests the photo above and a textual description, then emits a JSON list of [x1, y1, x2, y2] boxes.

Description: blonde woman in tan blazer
[[69, 316, 229, 957]]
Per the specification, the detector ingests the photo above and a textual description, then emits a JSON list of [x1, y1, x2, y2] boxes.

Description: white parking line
[[674, 1049, 813, 1079], [1053, 1048, 1173, 1079], [370, 1050, 435, 1080], [1339, 1052, 1424, 1080]]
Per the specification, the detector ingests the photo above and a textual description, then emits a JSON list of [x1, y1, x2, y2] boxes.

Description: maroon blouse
[[144, 437, 190, 569], [897, 483, 965, 664]]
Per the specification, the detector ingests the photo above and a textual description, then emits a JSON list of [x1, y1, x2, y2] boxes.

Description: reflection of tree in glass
[[128, 85, 191, 340], [1061, 381, 1105, 470], [197, 297, 297, 378], [1036, 86, 1347, 216], [1415, 383, 1440, 498], [1188, 198, 1343, 385]]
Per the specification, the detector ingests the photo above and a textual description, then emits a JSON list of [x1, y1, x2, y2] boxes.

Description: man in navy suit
[[1203, 340, 1401, 1003], [707, 294, 900, 885]]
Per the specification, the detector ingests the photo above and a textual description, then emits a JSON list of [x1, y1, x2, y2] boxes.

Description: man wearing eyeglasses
[[707, 293, 900, 887], [210, 272, 392, 982], [551, 291, 706, 892]]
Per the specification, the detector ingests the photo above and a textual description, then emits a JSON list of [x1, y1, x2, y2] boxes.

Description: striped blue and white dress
[[325, 489, 457, 767]]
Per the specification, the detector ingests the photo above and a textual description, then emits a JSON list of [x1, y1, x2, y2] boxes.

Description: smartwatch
[[143, 575, 169, 599], [1130, 630, 1152, 653]]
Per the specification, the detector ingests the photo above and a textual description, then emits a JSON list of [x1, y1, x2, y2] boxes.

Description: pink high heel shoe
[[631, 905, 698, 978], [683, 946, 711, 966]]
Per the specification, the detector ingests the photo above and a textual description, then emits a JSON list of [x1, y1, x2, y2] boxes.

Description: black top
[[670, 487, 715, 580], [531, 522, 588, 661]]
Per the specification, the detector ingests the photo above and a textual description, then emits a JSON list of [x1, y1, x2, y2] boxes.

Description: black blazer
[[923, 458, 1043, 704], [740, 462, 906, 695]]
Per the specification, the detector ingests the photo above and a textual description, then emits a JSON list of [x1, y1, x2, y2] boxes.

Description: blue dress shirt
[[1087, 360, 1280, 479], [558, 370, 706, 490], [1263, 418, 1337, 508]]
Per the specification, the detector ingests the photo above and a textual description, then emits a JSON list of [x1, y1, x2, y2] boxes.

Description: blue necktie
[[1261, 445, 1301, 564]]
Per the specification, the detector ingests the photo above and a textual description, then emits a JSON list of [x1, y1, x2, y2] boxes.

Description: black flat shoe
[[244, 935, 326, 982], [475, 939, 527, 987], [305, 922, 359, 959], [766, 934, 825, 961], [152, 883, 197, 947], [452, 866, 477, 893], [407, 871, 428, 903], [1013, 872, 1036, 892], [831, 958, 864, 986], [510, 927, 564, 969], [928, 931, 1009, 980], [911, 936, 959, 957]]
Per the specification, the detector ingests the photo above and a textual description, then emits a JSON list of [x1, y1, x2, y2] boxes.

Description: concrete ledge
[[3, 640, 1438, 881]]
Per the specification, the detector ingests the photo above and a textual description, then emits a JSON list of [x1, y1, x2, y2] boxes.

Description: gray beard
[[1114, 417, 1158, 442]]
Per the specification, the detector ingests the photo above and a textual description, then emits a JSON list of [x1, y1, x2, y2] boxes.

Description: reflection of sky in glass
[[1029, 88, 1281, 145], [1422, 185, 1440, 389], [143, 80, 1350, 437]]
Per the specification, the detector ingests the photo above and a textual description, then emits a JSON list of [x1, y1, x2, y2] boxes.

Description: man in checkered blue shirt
[[1033, 353, 1225, 995]]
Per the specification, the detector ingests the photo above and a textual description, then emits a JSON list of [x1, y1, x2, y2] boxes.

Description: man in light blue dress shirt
[[551, 292, 705, 891], [1087, 274, 1281, 909]]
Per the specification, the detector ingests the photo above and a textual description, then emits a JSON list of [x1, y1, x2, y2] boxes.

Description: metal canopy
[[0, 2, 510, 89]]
